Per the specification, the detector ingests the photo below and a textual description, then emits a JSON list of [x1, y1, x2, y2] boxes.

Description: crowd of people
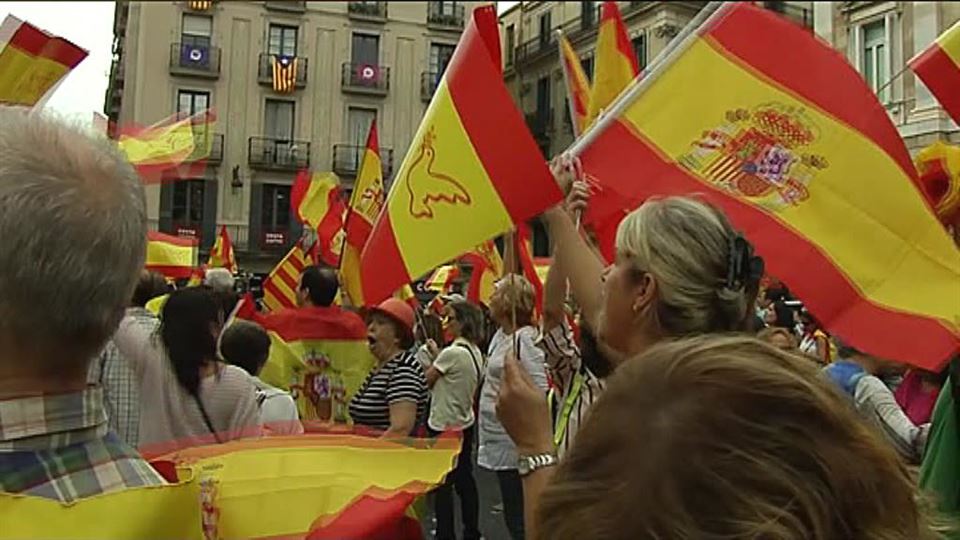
[[0, 109, 956, 539]]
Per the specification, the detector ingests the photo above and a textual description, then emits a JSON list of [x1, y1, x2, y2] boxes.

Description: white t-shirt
[[428, 338, 483, 432], [254, 377, 303, 435]]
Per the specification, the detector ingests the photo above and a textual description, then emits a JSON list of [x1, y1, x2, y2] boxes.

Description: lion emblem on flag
[[678, 103, 828, 211]]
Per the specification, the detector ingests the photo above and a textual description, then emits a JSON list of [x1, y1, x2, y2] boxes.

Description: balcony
[[248, 136, 310, 171], [257, 53, 307, 89], [526, 108, 554, 140], [427, 2, 465, 30], [420, 71, 441, 102], [206, 133, 224, 165], [341, 62, 389, 96], [516, 32, 558, 65], [348, 1, 387, 22], [763, 2, 813, 30], [264, 1, 305, 13], [169, 43, 220, 79], [332, 144, 394, 179]]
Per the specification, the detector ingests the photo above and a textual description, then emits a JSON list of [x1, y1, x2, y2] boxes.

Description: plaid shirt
[[0, 387, 164, 502]]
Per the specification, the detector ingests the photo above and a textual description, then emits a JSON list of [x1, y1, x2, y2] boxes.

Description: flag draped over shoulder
[[118, 110, 217, 183], [340, 121, 386, 306], [359, 6, 563, 305], [575, 2, 960, 369], [291, 170, 346, 266], [145, 231, 198, 279], [586, 1, 638, 126], [558, 32, 592, 136], [0, 15, 87, 106], [207, 225, 237, 273], [262, 240, 317, 312], [909, 19, 960, 125], [463, 239, 504, 307]]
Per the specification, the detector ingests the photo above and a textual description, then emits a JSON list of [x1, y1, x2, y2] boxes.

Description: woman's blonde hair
[[490, 273, 535, 327], [615, 196, 759, 335], [537, 335, 941, 540]]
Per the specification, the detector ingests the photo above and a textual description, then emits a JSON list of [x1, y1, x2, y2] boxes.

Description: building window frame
[[267, 23, 299, 57], [261, 183, 291, 231], [176, 89, 210, 118], [632, 31, 647, 71], [351, 31, 381, 66], [181, 13, 213, 48], [505, 24, 515, 67], [172, 179, 205, 227]]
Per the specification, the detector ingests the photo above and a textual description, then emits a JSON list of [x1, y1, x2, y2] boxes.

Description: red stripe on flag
[[262, 279, 295, 309], [259, 306, 369, 341], [145, 264, 196, 279], [307, 491, 420, 540], [705, 4, 916, 182], [8, 22, 86, 67], [581, 120, 958, 370], [147, 231, 198, 247], [360, 216, 410, 304], [445, 7, 562, 223], [910, 43, 960, 125], [276, 266, 300, 293], [603, 1, 639, 74], [344, 213, 374, 247]]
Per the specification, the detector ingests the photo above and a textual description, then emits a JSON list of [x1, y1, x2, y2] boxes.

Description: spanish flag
[[262, 239, 317, 312], [340, 121, 385, 306], [145, 231, 198, 279], [291, 170, 347, 266], [517, 224, 544, 318], [0, 15, 88, 106], [909, 19, 960, 125], [425, 264, 460, 294], [915, 141, 960, 229], [118, 110, 216, 183], [272, 55, 298, 93], [586, 1, 638, 126], [575, 2, 960, 369], [207, 225, 237, 273], [462, 239, 503, 306], [359, 6, 563, 305], [558, 32, 592, 136]]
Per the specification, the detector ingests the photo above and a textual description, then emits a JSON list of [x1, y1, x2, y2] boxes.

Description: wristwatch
[[517, 452, 559, 476]]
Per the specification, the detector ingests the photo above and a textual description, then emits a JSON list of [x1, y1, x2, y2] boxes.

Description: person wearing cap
[[349, 298, 429, 437]]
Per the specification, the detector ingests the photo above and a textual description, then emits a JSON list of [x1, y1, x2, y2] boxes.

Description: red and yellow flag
[[576, 2, 960, 369], [558, 32, 592, 136], [340, 121, 386, 306], [262, 239, 317, 312], [0, 15, 87, 106], [462, 239, 504, 306], [272, 55, 298, 93], [915, 140, 960, 228], [586, 1, 639, 126], [207, 225, 237, 273], [359, 6, 563, 305], [425, 265, 460, 293], [118, 110, 217, 183], [909, 19, 960, 125], [291, 170, 346, 266], [145, 231, 198, 279], [517, 224, 544, 318]]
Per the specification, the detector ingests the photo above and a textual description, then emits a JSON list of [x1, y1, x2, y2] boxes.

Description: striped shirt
[[538, 321, 605, 459], [349, 351, 428, 433]]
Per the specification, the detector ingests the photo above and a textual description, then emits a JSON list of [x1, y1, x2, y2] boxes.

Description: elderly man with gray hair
[[0, 108, 164, 501]]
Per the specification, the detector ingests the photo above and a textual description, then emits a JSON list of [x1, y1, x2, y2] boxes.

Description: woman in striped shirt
[[349, 298, 428, 437]]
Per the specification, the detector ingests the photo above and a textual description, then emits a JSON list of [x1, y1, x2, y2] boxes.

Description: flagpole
[[566, 1, 726, 157], [556, 29, 582, 139]]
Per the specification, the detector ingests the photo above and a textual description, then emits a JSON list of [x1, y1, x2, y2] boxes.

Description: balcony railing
[[516, 14, 599, 65], [427, 2, 465, 29], [169, 43, 221, 78], [264, 1, 305, 13], [206, 133, 224, 165], [764, 2, 813, 30], [341, 62, 389, 95], [220, 223, 250, 251], [420, 71, 440, 102], [348, 1, 387, 21], [248, 136, 310, 171], [257, 53, 308, 89], [332, 144, 394, 179], [526, 108, 554, 139]]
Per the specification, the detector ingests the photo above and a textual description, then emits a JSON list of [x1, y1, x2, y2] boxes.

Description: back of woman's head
[[160, 286, 222, 398], [615, 196, 761, 335], [538, 335, 937, 540]]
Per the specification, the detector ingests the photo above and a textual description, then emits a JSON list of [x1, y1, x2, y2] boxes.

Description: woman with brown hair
[[532, 335, 941, 540]]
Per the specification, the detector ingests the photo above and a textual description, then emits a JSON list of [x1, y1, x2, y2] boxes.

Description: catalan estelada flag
[[118, 110, 216, 183], [463, 239, 504, 306], [576, 2, 960, 370], [207, 225, 237, 273], [0, 15, 87, 106], [262, 239, 316, 312], [359, 5, 563, 305], [909, 19, 960, 125], [146, 231, 198, 279], [586, 1, 638, 126], [272, 55, 298, 93], [558, 32, 592, 136], [340, 121, 385, 306], [291, 170, 346, 266]]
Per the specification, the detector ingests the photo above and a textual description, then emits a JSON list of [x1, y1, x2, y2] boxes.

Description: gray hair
[[204, 267, 235, 292], [615, 196, 757, 335], [0, 108, 146, 367]]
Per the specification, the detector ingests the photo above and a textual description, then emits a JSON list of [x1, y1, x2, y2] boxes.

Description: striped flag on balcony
[[272, 55, 298, 93]]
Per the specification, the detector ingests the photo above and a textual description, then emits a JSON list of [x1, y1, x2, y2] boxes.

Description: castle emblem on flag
[[679, 103, 828, 211], [404, 126, 472, 219]]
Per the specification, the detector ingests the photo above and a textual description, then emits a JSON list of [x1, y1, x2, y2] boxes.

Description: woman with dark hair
[[414, 310, 444, 370], [115, 286, 260, 451]]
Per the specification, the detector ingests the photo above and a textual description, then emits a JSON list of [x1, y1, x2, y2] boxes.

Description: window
[[429, 43, 456, 75], [262, 184, 291, 230], [861, 19, 887, 99], [539, 12, 552, 45], [177, 89, 209, 117], [268, 24, 298, 57], [505, 24, 515, 67], [264, 99, 294, 139], [173, 180, 205, 225], [581, 1, 595, 27], [351, 33, 380, 66], [347, 107, 377, 146], [581, 55, 594, 80], [435, 1, 459, 16], [632, 33, 647, 71], [182, 14, 212, 47]]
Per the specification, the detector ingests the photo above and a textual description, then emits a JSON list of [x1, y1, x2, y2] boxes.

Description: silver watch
[[517, 452, 558, 476]]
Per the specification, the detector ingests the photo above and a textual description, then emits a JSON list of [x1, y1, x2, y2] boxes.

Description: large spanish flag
[[909, 19, 960, 125], [586, 1, 638, 127], [118, 110, 216, 183], [575, 2, 960, 369], [558, 32, 592, 136], [359, 6, 563, 305], [340, 120, 385, 306], [146, 231, 198, 279], [463, 239, 504, 307], [262, 239, 316, 312], [0, 15, 87, 106], [291, 170, 347, 266], [207, 225, 237, 273]]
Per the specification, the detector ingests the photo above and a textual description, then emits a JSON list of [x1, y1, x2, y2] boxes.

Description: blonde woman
[[533, 336, 941, 540]]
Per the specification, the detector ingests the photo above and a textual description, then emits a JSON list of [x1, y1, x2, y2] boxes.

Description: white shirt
[[253, 377, 303, 435]]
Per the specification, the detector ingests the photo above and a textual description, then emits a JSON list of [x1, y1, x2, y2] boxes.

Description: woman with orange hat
[[348, 298, 429, 437]]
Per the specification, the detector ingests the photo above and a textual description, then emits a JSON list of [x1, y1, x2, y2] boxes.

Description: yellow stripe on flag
[[934, 19, 960, 66], [119, 116, 198, 166], [299, 172, 340, 230], [145, 235, 197, 269]]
